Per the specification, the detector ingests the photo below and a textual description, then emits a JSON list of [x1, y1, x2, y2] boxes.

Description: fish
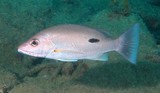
[[18, 23, 140, 64]]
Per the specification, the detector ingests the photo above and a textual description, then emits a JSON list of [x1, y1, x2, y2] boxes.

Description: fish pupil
[[32, 41, 38, 45], [88, 38, 100, 43], [30, 39, 39, 47]]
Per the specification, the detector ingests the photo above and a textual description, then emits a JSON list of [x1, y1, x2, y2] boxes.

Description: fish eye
[[30, 39, 39, 47]]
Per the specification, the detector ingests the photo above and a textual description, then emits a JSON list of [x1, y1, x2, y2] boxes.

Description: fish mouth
[[18, 49, 44, 57]]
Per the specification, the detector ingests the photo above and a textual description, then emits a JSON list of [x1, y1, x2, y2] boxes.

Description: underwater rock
[[9, 83, 44, 93], [61, 63, 75, 76], [0, 86, 7, 93], [20, 63, 58, 79], [72, 62, 89, 78], [139, 15, 160, 45], [110, 0, 130, 16], [0, 69, 18, 93]]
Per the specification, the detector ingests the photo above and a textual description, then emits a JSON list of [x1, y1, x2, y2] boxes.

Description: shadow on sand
[[76, 62, 160, 89]]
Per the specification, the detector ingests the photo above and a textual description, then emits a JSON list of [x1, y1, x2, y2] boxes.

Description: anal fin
[[87, 53, 108, 62], [58, 59, 78, 62]]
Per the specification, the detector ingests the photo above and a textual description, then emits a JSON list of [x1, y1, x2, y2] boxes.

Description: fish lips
[[17, 49, 45, 58]]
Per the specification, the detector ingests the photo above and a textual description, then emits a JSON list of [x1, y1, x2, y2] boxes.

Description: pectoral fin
[[53, 49, 64, 53], [53, 49, 83, 54]]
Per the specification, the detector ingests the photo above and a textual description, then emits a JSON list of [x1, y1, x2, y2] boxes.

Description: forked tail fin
[[116, 23, 140, 64]]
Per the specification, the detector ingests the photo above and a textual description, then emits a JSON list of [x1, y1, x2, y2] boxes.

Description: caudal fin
[[116, 23, 140, 64]]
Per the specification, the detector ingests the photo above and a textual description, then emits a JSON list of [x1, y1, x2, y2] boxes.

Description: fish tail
[[115, 23, 140, 64]]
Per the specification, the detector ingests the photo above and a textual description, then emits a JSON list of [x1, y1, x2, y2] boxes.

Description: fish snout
[[17, 42, 29, 53]]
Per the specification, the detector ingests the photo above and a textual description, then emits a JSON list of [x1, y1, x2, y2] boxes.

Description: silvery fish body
[[18, 24, 140, 64]]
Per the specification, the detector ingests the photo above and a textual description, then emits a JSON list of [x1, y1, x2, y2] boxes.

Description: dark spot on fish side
[[88, 38, 100, 43]]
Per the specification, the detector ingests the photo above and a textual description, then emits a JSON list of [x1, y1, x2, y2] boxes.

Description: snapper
[[18, 23, 140, 64]]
